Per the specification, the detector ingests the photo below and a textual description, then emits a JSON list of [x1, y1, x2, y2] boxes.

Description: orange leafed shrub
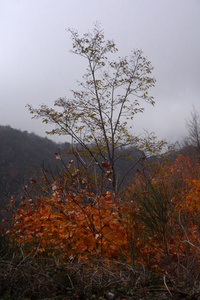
[[7, 154, 200, 284], [125, 155, 200, 278], [9, 186, 129, 263]]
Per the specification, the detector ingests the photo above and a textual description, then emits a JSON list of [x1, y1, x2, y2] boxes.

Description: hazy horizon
[[1, 0, 200, 144]]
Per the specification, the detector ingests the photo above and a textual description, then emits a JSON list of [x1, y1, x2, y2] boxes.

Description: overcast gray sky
[[1, 0, 200, 143]]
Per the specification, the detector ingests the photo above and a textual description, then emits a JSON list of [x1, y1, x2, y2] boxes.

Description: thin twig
[[163, 274, 174, 299]]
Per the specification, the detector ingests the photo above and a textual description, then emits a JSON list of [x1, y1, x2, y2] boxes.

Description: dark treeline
[[0, 126, 71, 205]]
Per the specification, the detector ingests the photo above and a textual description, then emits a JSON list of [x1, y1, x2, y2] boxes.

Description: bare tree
[[182, 107, 200, 161], [27, 23, 159, 194]]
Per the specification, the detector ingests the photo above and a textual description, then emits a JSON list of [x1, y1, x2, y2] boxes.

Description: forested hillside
[[0, 125, 72, 197]]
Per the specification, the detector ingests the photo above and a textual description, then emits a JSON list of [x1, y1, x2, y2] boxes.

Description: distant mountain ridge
[[0, 125, 71, 195]]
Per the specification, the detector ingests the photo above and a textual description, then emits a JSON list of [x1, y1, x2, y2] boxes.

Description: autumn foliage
[[4, 154, 200, 296], [9, 189, 127, 263], [124, 155, 200, 282]]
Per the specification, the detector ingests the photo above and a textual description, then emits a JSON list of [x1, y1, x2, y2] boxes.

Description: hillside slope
[[0, 125, 71, 195]]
